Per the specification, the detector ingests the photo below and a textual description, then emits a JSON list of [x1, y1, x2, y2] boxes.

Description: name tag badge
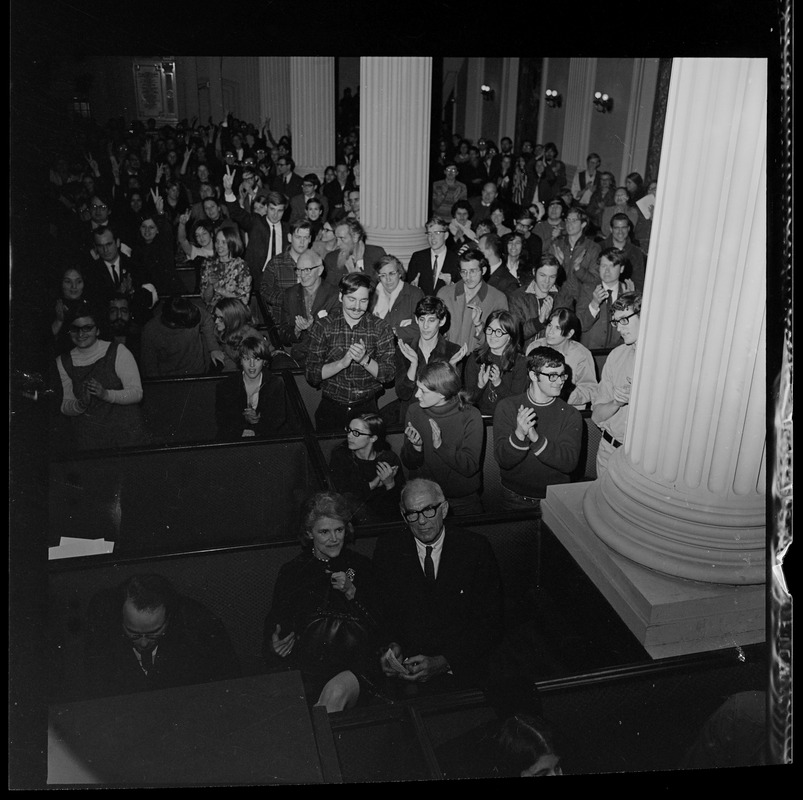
[[317, 310, 328, 318]]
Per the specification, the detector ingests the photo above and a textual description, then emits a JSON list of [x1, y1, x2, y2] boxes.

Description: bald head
[[296, 249, 323, 286]]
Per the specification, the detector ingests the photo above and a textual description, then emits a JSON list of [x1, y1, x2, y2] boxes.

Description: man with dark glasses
[[372, 478, 503, 699]]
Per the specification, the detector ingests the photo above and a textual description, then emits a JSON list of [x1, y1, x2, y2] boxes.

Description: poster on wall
[[133, 60, 178, 124]]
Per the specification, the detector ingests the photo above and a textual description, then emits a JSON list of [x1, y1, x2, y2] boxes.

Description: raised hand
[[477, 363, 490, 388], [404, 422, 423, 451], [591, 283, 609, 312], [149, 187, 164, 215], [222, 165, 235, 194], [429, 418, 442, 449], [348, 339, 367, 366], [488, 364, 502, 387], [179, 210, 192, 226], [397, 338, 419, 365], [375, 461, 398, 489], [539, 295, 554, 322]]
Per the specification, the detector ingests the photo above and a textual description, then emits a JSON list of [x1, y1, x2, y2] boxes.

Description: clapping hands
[[515, 404, 538, 442], [404, 422, 423, 452]]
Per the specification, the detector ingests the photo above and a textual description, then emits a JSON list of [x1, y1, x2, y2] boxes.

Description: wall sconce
[[545, 89, 562, 109], [593, 91, 613, 113], [480, 84, 495, 102]]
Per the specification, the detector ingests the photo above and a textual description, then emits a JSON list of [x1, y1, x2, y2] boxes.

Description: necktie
[[432, 255, 440, 286], [269, 224, 276, 260], [139, 649, 153, 674], [424, 546, 435, 582], [109, 263, 120, 287]]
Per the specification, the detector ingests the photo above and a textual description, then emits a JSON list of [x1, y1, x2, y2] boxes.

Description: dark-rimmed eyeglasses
[[403, 501, 444, 523], [537, 371, 568, 382], [345, 427, 370, 437], [295, 265, 320, 275], [484, 327, 509, 339], [69, 324, 97, 335], [122, 622, 168, 641], [611, 311, 638, 328]]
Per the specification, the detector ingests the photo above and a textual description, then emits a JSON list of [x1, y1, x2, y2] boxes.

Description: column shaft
[[289, 57, 335, 178], [359, 57, 432, 265], [584, 58, 767, 584]]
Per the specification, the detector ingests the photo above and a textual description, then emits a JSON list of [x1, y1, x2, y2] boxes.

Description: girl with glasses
[[402, 361, 484, 516], [464, 310, 528, 416], [327, 412, 406, 523]]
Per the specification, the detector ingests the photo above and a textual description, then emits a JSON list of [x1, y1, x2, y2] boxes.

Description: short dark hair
[[451, 199, 474, 219], [598, 247, 628, 269], [480, 232, 502, 259], [415, 295, 447, 320], [610, 212, 634, 233], [548, 307, 581, 340], [336, 218, 366, 243], [160, 296, 201, 329], [302, 173, 320, 189], [238, 334, 273, 362], [527, 346, 566, 375], [266, 191, 287, 207], [339, 271, 373, 295], [612, 290, 642, 315]]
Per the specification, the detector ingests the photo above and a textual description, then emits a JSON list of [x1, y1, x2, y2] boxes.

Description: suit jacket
[[576, 280, 627, 349], [84, 253, 154, 322], [599, 237, 646, 293], [288, 192, 329, 225], [406, 248, 461, 297], [84, 589, 241, 700], [323, 179, 353, 221], [468, 196, 498, 224], [323, 244, 387, 287], [214, 370, 299, 439], [370, 281, 425, 339], [486, 264, 519, 298], [271, 171, 304, 202], [278, 281, 341, 362], [437, 280, 509, 350], [225, 198, 290, 285], [372, 526, 504, 688]]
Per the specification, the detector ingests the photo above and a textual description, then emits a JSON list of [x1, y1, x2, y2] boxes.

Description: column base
[[542, 482, 766, 660]]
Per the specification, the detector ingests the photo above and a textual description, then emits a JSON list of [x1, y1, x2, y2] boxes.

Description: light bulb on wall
[[545, 88, 562, 109], [593, 91, 613, 113]]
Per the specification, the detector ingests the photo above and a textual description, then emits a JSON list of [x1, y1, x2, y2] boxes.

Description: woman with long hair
[[52, 266, 88, 355], [401, 360, 484, 516], [327, 412, 406, 522], [464, 310, 528, 416], [212, 297, 268, 371], [200, 227, 251, 310]]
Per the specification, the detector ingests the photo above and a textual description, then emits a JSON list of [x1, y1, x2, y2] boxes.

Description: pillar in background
[[619, 58, 660, 183], [359, 57, 433, 267], [561, 58, 597, 170], [583, 58, 767, 586], [289, 57, 335, 178]]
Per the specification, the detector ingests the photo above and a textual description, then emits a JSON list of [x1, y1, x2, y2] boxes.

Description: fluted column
[[583, 58, 767, 585], [359, 57, 432, 266], [289, 57, 335, 178], [619, 58, 660, 182]]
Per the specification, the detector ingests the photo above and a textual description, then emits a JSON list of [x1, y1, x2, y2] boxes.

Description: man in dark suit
[[479, 233, 519, 298], [270, 155, 304, 202], [469, 181, 502, 225], [85, 222, 156, 323], [288, 174, 329, 225], [224, 189, 290, 287], [84, 573, 240, 700], [373, 478, 504, 696], [405, 216, 461, 296], [322, 163, 353, 222]]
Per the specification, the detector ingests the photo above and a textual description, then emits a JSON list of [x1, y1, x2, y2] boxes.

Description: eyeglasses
[[294, 265, 320, 275], [537, 371, 568, 382], [460, 268, 482, 277], [91, 204, 108, 210], [484, 327, 509, 338], [122, 622, 168, 641], [345, 427, 370, 437], [378, 271, 399, 279], [611, 311, 638, 328], [402, 501, 444, 522], [69, 324, 97, 335]]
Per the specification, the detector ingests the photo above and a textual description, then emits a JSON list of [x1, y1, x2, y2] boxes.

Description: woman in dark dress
[[327, 412, 406, 523], [262, 492, 383, 712]]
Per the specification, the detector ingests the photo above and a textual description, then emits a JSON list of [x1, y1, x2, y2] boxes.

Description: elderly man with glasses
[[372, 478, 503, 698], [493, 346, 583, 513], [591, 291, 642, 476], [84, 573, 240, 700]]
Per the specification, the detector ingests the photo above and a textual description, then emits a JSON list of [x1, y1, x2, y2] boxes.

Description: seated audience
[[493, 346, 583, 513], [526, 308, 599, 409], [51, 266, 89, 355], [215, 335, 295, 439], [85, 573, 240, 699], [53, 300, 148, 450], [213, 296, 268, 372], [104, 293, 142, 365], [401, 361, 484, 516], [509, 255, 565, 346], [406, 217, 461, 296], [140, 295, 222, 377], [370, 254, 424, 339], [323, 219, 387, 288], [262, 491, 383, 712], [327, 412, 406, 523], [374, 478, 503, 698], [432, 162, 467, 219], [200, 227, 251, 311], [464, 309, 528, 416]]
